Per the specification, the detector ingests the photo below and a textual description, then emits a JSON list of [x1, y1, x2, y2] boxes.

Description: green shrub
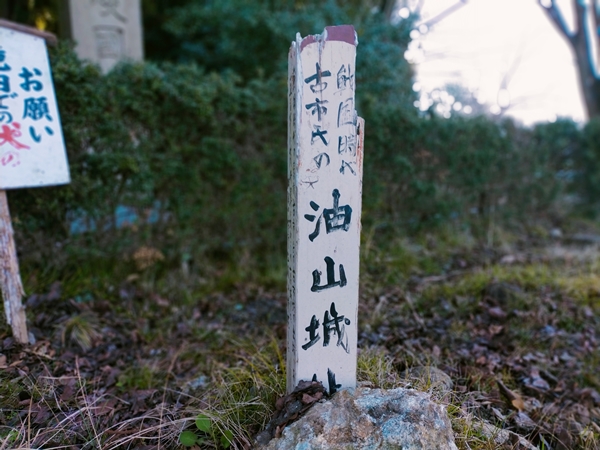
[[576, 118, 600, 215], [9, 5, 584, 280], [11, 43, 288, 273]]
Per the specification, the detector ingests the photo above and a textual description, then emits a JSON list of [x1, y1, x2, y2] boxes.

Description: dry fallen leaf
[[256, 380, 327, 446], [488, 324, 504, 336], [497, 379, 526, 411], [512, 397, 526, 412]]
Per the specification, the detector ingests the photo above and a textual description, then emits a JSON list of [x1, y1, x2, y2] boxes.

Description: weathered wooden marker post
[[0, 24, 70, 343], [287, 25, 364, 394]]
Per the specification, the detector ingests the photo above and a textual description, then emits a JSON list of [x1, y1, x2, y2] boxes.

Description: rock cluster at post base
[[258, 386, 458, 450]]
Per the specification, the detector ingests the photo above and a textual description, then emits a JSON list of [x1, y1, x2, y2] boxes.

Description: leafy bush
[[11, 43, 288, 271], [9, 2, 585, 279], [362, 113, 572, 241], [575, 118, 600, 215]]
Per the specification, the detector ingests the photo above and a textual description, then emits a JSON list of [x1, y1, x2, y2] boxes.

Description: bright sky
[[407, 0, 587, 125]]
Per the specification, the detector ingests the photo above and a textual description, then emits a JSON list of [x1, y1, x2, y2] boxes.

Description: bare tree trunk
[[594, 2, 600, 76], [572, 30, 600, 118], [572, 0, 600, 118], [539, 0, 600, 119]]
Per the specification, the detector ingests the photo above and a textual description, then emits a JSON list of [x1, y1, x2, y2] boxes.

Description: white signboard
[[287, 25, 363, 394], [65, 0, 144, 73], [0, 27, 70, 189]]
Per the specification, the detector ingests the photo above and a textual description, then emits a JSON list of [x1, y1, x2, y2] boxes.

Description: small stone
[[258, 386, 457, 449], [474, 421, 512, 445], [473, 420, 537, 450], [401, 366, 453, 394], [488, 306, 507, 320], [185, 375, 209, 391], [550, 228, 562, 238], [514, 411, 537, 431]]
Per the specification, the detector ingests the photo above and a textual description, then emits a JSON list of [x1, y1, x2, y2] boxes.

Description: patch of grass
[[357, 347, 402, 389], [61, 313, 103, 352], [361, 227, 476, 286], [210, 339, 286, 431], [450, 409, 499, 450], [166, 338, 286, 449], [117, 364, 160, 391], [556, 272, 600, 304], [0, 424, 29, 450], [420, 265, 549, 303]]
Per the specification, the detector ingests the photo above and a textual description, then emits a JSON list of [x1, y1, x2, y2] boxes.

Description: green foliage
[[575, 118, 600, 214], [161, 0, 411, 82], [11, 2, 417, 279], [363, 114, 571, 243], [116, 365, 159, 391], [179, 414, 232, 448], [195, 415, 211, 433], [12, 41, 288, 274], [179, 430, 199, 447], [528, 117, 600, 218], [8, 1, 596, 283]]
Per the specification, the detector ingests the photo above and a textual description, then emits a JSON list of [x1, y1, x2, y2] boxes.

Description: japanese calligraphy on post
[[287, 25, 364, 394], [0, 26, 70, 189]]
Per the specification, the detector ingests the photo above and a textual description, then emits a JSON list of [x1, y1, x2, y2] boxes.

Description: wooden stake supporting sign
[[0, 190, 27, 343], [287, 25, 364, 394], [0, 24, 70, 343]]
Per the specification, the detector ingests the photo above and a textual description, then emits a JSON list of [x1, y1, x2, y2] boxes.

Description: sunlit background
[[2, 0, 591, 125], [399, 0, 587, 125]]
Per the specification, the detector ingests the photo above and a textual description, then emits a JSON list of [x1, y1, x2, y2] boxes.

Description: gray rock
[[259, 387, 458, 450]]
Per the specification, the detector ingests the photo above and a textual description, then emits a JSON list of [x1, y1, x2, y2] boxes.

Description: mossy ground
[[1, 225, 600, 449]]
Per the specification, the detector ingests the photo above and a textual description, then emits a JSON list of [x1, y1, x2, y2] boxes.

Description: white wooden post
[[0, 26, 71, 343], [287, 25, 364, 394]]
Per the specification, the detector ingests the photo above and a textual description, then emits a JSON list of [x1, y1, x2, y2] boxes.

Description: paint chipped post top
[[287, 25, 364, 395], [0, 26, 70, 189]]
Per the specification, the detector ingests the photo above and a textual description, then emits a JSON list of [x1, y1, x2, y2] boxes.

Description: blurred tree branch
[[417, 0, 468, 30]]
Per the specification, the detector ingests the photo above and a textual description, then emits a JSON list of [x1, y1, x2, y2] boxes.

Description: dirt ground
[[1, 233, 599, 449]]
